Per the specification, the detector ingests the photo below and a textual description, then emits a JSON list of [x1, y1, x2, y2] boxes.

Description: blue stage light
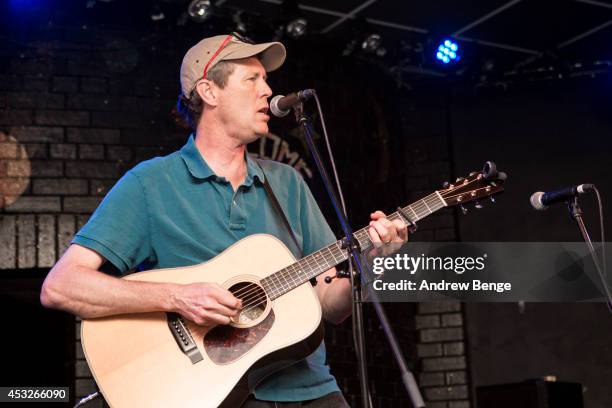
[[435, 38, 460, 65], [9, 0, 42, 9]]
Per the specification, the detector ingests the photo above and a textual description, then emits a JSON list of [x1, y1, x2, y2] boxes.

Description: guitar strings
[[231, 282, 263, 298], [442, 185, 492, 202], [234, 285, 262, 304], [238, 290, 271, 312], [230, 265, 303, 301], [439, 177, 481, 199], [230, 247, 337, 302], [232, 283, 269, 306], [239, 302, 266, 317], [231, 258, 324, 307], [235, 180, 485, 315], [236, 194, 445, 309]]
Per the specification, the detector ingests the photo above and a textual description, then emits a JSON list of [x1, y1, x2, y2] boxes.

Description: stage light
[[9, 0, 44, 10], [280, 0, 308, 39], [188, 0, 212, 23], [150, 3, 165, 21], [286, 18, 307, 38], [436, 38, 460, 64], [359, 34, 386, 57], [361, 34, 382, 53]]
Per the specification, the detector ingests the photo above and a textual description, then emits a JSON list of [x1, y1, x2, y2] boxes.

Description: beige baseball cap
[[180, 34, 286, 98]]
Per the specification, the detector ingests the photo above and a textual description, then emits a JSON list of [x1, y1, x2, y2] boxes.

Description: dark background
[[1, 1, 612, 407], [449, 77, 612, 408]]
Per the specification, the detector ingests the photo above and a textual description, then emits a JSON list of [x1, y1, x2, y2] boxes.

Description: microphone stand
[[567, 197, 612, 304], [292, 102, 425, 408]]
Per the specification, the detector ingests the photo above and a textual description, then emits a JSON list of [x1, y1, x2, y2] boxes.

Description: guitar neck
[[261, 191, 446, 299]]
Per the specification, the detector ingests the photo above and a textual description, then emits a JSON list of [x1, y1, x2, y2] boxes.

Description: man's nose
[[261, 81, 272, 98]]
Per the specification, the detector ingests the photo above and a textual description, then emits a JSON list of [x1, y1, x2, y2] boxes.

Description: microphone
[[530, 184, 594, 210], [269, 89, 315, 117]]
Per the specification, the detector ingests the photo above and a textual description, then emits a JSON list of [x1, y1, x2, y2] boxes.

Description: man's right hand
[[41, 244, 242, 324], [170, 283, 242, 326]]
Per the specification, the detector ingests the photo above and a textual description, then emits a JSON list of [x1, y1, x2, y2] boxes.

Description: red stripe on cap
[[202, 34, 233, 80]]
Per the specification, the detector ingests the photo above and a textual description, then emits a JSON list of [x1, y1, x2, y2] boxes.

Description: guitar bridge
[[166, 313, 203, 364]]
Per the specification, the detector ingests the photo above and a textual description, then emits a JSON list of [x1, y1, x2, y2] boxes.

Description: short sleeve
[[72, 171, 152, 274], [297, 176, 337, 256]]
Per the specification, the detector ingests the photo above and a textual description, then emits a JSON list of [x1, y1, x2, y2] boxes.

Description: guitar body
[[81, 234, 324, 408]]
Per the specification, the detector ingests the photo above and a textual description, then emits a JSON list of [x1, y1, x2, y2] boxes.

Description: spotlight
[[281, 0, 307, 39], [286, 18, 307, 38], [361, 34, 382, 53], [150, 3, 165, 22], [435, 38, 460, 64], [188, 0, 212, 23]]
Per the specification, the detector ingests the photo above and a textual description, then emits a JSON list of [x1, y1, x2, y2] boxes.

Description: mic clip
[[340, 236, 361, 253]]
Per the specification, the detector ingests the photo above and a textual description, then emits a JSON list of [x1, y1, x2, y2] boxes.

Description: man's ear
[[196, 80, 218, 107]]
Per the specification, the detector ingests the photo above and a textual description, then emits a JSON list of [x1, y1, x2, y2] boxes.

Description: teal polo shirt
[[72, 135, 341, 401]]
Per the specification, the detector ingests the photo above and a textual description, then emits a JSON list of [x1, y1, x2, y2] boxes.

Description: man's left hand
[[367, 210, 409, 245]]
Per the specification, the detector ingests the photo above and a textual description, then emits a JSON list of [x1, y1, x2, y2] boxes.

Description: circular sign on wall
[[0, 131, 31, 208]]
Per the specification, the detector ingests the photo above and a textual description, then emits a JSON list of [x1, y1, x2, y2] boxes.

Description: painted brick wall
[[0, 28, 182, 406]]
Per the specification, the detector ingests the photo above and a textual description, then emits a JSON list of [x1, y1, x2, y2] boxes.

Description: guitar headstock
[[439, 161, 507, 209]]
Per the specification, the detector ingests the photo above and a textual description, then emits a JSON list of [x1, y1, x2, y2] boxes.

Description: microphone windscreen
[[530, 191, 546, 210], [270, 95, 289, 117]]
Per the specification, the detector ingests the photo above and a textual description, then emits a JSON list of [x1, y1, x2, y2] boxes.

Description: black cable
[[591, 186, 610, 314], [593, 186, 606, 276]]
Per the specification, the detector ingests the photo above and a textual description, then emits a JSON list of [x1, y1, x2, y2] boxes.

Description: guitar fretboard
[[260, 191, 446, 299]]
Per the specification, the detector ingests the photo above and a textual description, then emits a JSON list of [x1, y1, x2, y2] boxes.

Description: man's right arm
[[40, 244, 241, 325]]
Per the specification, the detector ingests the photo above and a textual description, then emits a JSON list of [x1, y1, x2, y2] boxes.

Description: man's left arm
[[315, 211, 408, 324]]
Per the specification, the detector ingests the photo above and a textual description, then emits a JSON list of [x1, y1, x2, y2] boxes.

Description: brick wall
[[0, 28, 181, 406], [0, 27, 469, 407], [416, 302, 469, 408], [399, 94, 471, 408]]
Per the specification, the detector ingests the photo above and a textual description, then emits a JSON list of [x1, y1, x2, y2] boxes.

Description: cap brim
[[222, 42, 286, 72]]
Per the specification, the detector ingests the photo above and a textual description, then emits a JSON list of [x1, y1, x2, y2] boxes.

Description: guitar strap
[[257, 160, 321, 286], [256, 160, 304, 259]]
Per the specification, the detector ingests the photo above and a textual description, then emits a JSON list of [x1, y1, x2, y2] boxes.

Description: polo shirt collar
[[180, 135, 264, 185]]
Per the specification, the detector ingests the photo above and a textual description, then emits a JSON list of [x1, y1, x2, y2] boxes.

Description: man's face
[[215, 57, 273, 143]]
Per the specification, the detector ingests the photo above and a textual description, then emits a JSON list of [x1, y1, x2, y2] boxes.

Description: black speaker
[[476, 379, 583, 408]]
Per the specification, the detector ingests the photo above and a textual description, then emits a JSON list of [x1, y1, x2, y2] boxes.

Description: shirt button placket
[[229, 187, 246, 230]]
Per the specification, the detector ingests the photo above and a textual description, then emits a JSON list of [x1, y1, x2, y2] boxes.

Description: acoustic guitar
[[81, 162, 506, 407]]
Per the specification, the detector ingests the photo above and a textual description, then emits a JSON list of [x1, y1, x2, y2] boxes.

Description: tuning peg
[[490, 196, 496, 203], [442, 181, 450, 189], [474, 200, 483, 209], [460, 205, 468, 215], [469, 171, 478, 176], [483, 161, 498, 179]]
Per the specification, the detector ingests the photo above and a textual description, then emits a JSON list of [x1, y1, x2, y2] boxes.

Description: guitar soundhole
[[205, 280, 274, 364], [229, 281, 268, 326]]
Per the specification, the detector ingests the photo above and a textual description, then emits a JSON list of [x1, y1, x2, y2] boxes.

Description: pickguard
[[204, 311, 275, 364]]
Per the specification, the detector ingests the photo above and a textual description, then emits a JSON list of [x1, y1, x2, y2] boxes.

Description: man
[[41, 34, 408, 406]]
